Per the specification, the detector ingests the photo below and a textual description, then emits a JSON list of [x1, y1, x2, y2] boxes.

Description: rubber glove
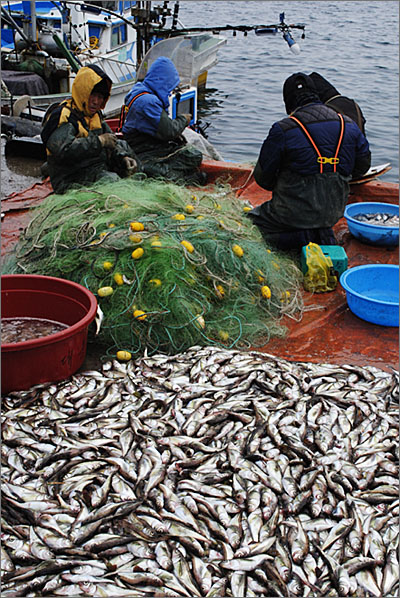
[[98, 133, 117, 149], [123, 156, 137, 175]]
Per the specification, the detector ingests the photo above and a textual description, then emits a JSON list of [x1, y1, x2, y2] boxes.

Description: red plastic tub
[[1, 275, 97, 394]]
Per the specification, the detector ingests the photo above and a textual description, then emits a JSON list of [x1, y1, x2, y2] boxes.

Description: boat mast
[[131, 1, 173, 67], [20, 0, 38, 46], [29, 1, 37, 44]]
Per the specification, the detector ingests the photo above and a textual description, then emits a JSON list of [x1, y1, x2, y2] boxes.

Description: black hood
[[283, 72, 319, 114], [92, 77, 112, 100], [309, 72, 340, 103]]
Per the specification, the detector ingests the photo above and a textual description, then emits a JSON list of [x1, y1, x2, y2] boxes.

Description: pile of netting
[[7, 177, 305, 357]]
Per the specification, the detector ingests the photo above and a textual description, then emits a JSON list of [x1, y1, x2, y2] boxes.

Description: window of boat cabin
[[88, 1, 118, 8], [89, 26, 101, 43], [119, 2, 136, 10], [111, 23, 127, 47], [42, 19, 61, 30], [1, 27, 14, 47]]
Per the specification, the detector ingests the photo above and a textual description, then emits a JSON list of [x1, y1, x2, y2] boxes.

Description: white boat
[[1, 2, 305, 140], [1, 1, 227, 119]]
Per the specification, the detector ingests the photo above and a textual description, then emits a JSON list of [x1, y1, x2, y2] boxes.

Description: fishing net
[[8, 176, 305, 357]]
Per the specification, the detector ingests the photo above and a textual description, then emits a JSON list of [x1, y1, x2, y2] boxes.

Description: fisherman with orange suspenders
[[248, 73, 371, 251]]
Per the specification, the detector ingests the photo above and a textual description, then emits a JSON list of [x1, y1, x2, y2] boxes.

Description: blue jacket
[[122, 57, 180, 136], [256, 102, 370, 189], [250, 102, 371, 233]]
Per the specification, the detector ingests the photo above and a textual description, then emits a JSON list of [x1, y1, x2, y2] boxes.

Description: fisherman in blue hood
[[122, 57, 204, 185]]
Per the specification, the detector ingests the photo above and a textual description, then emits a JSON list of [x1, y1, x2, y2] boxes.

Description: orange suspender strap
[[289, 113, 345, 173], [332, 113, 345, 171], [290, 115, 324, 173], [117, 91, 149, 132]]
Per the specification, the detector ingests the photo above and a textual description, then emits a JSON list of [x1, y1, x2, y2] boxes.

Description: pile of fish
[[353, 212, 399, 227], [1, 346, 399, 597]]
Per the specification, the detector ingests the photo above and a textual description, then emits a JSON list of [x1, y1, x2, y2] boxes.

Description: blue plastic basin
[[340, 264, 399, 326], [344, 202, 399, 246]]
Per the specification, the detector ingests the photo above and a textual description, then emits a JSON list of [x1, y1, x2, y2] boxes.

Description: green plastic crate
[[301, 245, 348, 276]]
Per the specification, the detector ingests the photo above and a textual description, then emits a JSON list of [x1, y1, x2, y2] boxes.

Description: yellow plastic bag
[[303, 243, 338, 293]]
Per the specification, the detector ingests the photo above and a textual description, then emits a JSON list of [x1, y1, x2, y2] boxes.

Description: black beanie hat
[[283, 72, 318, 114]]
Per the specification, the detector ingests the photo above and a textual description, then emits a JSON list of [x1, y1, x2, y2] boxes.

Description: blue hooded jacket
[[122, 57, 180, 136]]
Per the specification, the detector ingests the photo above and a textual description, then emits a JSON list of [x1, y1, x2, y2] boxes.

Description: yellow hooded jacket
[[41, 65, 134, 193], [60, 65, 110, 134], [42, 65, 112, 148]]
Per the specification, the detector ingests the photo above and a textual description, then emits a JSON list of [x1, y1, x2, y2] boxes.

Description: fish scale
[[1, 346, 398, 597]]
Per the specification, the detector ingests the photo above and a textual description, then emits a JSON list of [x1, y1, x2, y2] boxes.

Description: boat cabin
[[1, 1, 137, 99]]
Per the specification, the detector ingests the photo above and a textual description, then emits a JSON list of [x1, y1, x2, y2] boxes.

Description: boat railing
[[83, 53, 136, 85]]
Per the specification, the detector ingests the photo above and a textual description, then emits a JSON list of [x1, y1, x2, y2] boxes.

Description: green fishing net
[[8, 176, 304, 357]]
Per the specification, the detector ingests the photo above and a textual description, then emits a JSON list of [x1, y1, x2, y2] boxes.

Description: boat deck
[[2, 160, 398, 371]]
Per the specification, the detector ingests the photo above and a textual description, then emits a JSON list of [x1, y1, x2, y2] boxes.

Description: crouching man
[[41, 65, 138, 194]]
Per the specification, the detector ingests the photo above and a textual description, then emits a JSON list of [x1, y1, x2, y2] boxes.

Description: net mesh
[[8, 176, 304, 357]]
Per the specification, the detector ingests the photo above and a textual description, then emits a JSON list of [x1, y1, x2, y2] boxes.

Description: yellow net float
[[149, 279, 162, 287], [216, 284, 225, 299], [256, 269, 265, 283], [130, 222, 144, 231], [232, 244, 244, 257], [131, 248, 144, 259], [116, 350, 132, 361], [261, 285, 271, 299], [180, 240, 194, 253], [194, 314, 205, 329], [133, 309, 147, 321], [98, 286, 114, 297], [113, 273, 124, 286], [129, 234, 142, 243]]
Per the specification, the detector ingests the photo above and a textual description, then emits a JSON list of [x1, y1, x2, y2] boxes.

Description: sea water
[[181, 0, 399, 180], [1, 0, 398, 198]]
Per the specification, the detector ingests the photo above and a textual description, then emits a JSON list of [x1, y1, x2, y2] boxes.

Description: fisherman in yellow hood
[[41, 65, 138, 193]]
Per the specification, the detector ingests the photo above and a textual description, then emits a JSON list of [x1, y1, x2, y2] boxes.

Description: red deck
[[2, 160, 398, 371]]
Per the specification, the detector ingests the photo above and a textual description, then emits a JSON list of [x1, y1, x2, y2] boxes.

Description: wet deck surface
[[2, 161, 398, 371]]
